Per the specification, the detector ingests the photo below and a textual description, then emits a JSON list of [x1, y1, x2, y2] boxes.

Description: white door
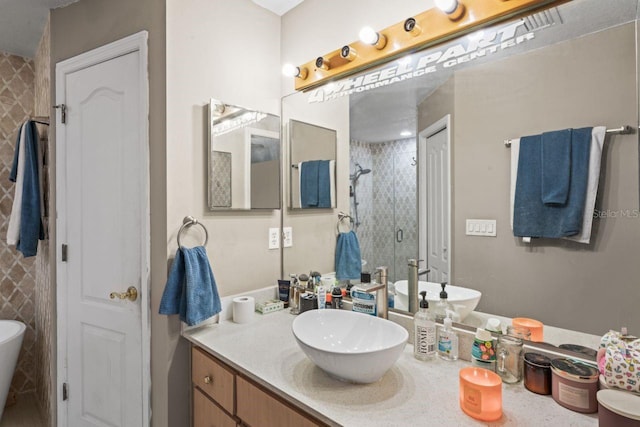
[[419, 115, 451, 283], [56, 33, 149, 427]]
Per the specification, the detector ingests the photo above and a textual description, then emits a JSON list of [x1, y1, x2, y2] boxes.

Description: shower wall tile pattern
[[0, 52, 37, 397], [350, 139, 417, 283]]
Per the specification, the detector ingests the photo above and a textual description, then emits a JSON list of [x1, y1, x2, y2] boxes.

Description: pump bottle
[[433, 282, 453, 323], [437, 314, 459, 361], [414, 291, 436, 361]]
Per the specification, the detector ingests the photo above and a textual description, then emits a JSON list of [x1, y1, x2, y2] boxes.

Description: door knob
[[109, 286, 138, 302]]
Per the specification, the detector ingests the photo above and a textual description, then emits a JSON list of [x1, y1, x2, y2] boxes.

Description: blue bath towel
[[541, 129, 572, 205], [335, 231, 362, 280], [300, 160, 332, 208], [317, 160, 332, 208], [13, 121, 44, 257], [514, 127, 592, 238], [159, 246, 222, 326], [300, 160, 319, 207]]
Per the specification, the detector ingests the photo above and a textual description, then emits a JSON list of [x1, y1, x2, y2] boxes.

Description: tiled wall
[[0, 52, 37, 399], [34, 16, 53, 426], [350, 139, 417, 283]]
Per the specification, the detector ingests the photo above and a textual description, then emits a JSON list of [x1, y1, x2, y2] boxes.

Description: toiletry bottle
[[317, 285, 326, 309], [414, 291, 436, 361], [438, 314, 458, 361], [433, 282, 453, 323], [471, 328, 496, 371]]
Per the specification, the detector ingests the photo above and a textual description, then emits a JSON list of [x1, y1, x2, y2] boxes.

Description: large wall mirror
[[282, 0, 640, 348], [208, 99, 281, 210]]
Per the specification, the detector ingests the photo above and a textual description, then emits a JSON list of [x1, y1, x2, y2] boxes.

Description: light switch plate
[[283, 227, 293, 248], [466, 219, 497, 237], [268, 228, 280, 249]]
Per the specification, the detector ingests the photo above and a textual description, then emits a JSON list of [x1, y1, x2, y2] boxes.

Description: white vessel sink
[[394, 281, 481, 321], [292, 309, 408, 383]]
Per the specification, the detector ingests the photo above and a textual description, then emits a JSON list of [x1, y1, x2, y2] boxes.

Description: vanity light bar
[[291, 0, 567, 91]]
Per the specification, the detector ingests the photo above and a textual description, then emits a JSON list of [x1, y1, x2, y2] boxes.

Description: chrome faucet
[[408, 259, 430, 314], [362, 266, 389, 319]]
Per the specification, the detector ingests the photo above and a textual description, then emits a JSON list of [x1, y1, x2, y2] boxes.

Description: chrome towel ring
[[177, 216, 209, 248], [336, 212, 354, 233]]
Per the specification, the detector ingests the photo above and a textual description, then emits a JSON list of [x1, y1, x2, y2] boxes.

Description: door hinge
[[62, 382, 69, 401], [53, 104, 67, 124], [61, 244, 68, 262]]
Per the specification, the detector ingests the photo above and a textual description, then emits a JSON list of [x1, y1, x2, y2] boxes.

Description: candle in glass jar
[[459, 367, 503, 421]]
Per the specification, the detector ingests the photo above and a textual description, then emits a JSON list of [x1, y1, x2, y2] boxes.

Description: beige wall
[[418, 23, 639, 335], [50, 0, 168, 425], [166, 0, 281, 294]]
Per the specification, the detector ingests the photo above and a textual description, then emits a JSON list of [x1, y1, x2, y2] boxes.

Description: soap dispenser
[[414, 291, 436, 361], [433, 282, 453, 323], [437, 314, 459, 361]]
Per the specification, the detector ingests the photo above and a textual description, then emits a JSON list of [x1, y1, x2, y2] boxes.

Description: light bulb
[[400, 130, 412, 137], [282, 63, 307, 79], [359, 26, 379, 45], [359, 26, 387, 49], [435, 0, 459, 14], [282, 63, 298, 77]]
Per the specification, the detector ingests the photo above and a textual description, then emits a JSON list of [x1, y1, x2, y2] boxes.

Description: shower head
[[351, 163, 372, 182]]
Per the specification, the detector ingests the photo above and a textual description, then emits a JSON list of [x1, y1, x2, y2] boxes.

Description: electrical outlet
[[268, 228, 280, 249], [283, 227, 293, 247]]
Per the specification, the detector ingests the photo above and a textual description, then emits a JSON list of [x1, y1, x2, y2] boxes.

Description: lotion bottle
[[437, 314, 458, 361], [414, 291, 436, 361]]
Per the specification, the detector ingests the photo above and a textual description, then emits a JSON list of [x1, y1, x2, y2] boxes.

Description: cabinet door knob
[[204, 375, 213, 384]]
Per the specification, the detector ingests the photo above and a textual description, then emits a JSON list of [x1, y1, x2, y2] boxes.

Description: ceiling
[[0, 0, 78, 57], [252, 0, 304, 16]]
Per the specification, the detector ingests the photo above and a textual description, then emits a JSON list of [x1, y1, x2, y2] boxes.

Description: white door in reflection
[[419, 115, 451, 283]]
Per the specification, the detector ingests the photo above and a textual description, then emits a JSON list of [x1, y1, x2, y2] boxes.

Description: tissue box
[[256, 299, 285, 314]]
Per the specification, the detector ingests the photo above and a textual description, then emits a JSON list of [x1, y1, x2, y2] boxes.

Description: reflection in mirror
[[208, 99, 280, 210], [289, 120, 337, 209], [282, 0, 640, 350]]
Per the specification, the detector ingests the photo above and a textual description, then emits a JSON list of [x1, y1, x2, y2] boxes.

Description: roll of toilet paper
[[232, 296, 255, 324]]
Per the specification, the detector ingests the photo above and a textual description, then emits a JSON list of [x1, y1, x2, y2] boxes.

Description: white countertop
[[183, 310, 598, 427]]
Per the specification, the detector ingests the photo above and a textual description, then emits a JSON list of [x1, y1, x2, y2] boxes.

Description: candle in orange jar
[[512, 317, 544, 342], [459, 367, 503, 421]]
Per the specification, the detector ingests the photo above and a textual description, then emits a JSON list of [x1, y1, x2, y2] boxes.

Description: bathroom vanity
[[183, 311, 598, 426]]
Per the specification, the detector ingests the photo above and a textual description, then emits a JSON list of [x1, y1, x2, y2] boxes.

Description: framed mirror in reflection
[[208, 99, 281, 210], [288, 119, 337, 209], [282, 0, 640, 347]]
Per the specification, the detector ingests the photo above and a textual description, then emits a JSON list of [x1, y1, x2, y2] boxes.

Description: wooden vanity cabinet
[[191, 345, 328, 427]]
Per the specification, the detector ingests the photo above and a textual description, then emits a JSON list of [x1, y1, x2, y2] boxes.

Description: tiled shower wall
[[0, 52, 37, 399], [350, 138, 417, 283]]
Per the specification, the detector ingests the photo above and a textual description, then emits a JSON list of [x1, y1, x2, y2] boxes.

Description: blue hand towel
[[514, 127, 592, 238], [300, 160, 319, 207], [541, 128, 572, 205], [335, 231, 362, 280], [317, 160, 332, 208], [159, 246, 222, 326], [17, 121, 44, 258]]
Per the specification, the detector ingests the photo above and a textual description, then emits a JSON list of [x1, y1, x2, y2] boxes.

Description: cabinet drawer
[[236, 376, 320, 427], [192, 347, 235, 414], [193, 388, 237, 427]]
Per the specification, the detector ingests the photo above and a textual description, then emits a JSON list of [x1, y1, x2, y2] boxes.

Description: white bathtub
[[0, 320, 26, 420]]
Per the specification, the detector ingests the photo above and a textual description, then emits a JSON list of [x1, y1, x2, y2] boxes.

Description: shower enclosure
[[350, 139, 417, 283]]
